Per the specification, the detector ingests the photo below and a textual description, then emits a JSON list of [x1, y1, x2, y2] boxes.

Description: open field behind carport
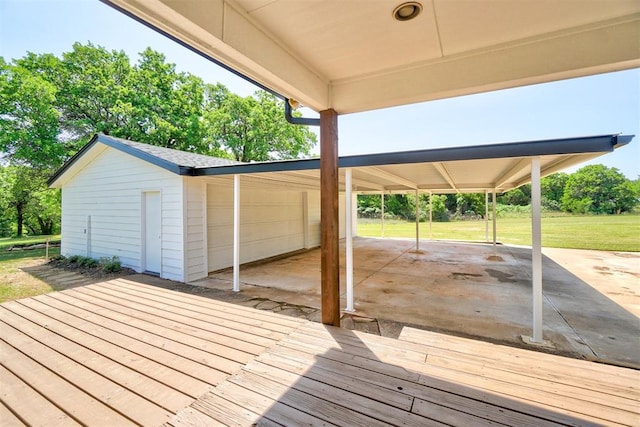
[[358, 215, 640, 252]]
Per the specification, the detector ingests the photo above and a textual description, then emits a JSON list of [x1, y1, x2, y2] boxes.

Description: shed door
[[144, 192, 161, 273]]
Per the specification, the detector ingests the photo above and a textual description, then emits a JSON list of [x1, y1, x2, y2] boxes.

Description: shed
[[49, 132, 632, 285]]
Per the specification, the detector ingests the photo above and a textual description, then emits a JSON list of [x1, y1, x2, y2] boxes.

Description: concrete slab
[[191, 237, 639, 367]]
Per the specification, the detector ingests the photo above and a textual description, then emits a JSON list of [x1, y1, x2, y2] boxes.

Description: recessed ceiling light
[[393, 2, 422, 21]]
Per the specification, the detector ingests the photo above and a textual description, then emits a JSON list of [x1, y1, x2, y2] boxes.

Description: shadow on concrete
[[190, 238, 639, 368]]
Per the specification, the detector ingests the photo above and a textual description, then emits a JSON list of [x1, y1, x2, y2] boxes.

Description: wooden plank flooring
[[0, 278, 304, 426], [2, 278, 639, 426]]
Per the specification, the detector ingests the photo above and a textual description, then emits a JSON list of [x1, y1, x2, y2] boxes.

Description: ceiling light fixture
[[393, 2, 422, 21]]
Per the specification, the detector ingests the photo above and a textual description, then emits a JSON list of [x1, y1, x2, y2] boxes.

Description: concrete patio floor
[[192, 237, 640, 368]]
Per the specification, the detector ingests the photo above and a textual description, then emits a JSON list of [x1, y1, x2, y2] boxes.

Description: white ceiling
[[106, 0, 639, 114], [226, 150, 606, 195]]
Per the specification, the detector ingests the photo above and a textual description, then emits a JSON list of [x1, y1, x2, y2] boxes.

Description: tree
[[128, 48, 207, 151], [498, 188, 528, 206], [454, 193, 486, 217], [0, 166, 57, 237], [541, 173, 568, 211], [561, 165, 638, 214], [0, 58, 63, 167], [1, 43, 319, 236], [205, 90, 317, 161]]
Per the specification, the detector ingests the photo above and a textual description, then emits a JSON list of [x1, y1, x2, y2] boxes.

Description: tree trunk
[[15, 204, 24, 237]]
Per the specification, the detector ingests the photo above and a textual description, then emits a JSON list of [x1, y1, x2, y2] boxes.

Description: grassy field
[[358, 215, 640, 252], [0, 235, 61, 303]]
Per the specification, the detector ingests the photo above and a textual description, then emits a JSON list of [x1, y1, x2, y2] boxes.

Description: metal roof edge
[[194, 133, 632, 176], [338, 134, 627, 168], [614, 134, 635, 148], [48, 134, 100, 187], [49, 133, 634, 184], [194, 157, 321, 176]]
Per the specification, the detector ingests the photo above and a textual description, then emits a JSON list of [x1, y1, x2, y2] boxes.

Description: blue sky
[[1, 0, 638, 178]]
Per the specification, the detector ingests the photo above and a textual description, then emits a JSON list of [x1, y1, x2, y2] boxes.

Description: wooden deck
[[1, 278, 638, 426]]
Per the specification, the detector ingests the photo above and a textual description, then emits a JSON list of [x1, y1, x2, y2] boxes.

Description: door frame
[[142, 190, 162, 274]]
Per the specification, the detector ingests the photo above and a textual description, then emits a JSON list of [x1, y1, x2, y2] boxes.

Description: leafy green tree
[[498, 188, 528, 206], [205, 90, 317, 161], [386, 194, 414, 220], [561, 165, 638, 214], [357, 195, 383, 218], [128, 48, 207, 151], [0, 58, 63, 167], [541, 173, 568, 211], [1, 43, 319, 236], [1, 167, 41, 236], [24, 184, 61, 236], [541, 173, 568, 203], [454, 193, 487, 217], [428, 194, 449, 222]]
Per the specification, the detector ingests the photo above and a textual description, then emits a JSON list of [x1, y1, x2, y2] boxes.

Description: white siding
[[184, 177, 208, 282], [306, 190, 321, 248], [60, 148, 185, 281], [207, 179, 315, 271]]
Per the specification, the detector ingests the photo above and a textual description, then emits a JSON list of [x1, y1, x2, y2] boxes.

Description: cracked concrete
[[192, 237, 639, 368]]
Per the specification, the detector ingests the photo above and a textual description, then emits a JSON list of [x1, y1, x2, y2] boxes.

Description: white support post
[[233, 174, 240, 292], [415, 189, 420, 252], [345, 169, 354, 312], [429, 192, 433, 240], [381, 192, 385, 238], [485, 190, 489, 242], [531, 157, 543, 342], [492, 189, 497, 255]]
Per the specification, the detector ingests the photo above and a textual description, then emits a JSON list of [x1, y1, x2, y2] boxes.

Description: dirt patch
[[485, 268, 516, 283], [613, 252, 640, 259], [48, 258, 136, 281]]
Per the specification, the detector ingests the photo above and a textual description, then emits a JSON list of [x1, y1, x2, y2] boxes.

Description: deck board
[[0, 365, 74, 427], [2, 278, 638, 427]]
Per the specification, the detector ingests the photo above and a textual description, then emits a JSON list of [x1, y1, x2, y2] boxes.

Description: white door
[[144, 192, 161, 273]]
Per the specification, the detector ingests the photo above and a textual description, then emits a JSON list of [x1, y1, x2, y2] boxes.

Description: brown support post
[[320, 109, 340, 326]]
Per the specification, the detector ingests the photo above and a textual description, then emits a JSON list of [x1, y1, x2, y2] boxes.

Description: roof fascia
[[195, 134, 629, 177], [339, 134, 624, 168], [48, 134, 100, 187], [94, 134, 188, 175]]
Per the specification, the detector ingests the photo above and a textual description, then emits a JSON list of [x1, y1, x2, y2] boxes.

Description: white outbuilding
[[49, 132, 632, 293], [48, 133, 347, 282]]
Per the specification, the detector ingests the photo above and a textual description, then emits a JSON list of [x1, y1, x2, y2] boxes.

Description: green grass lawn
[[0, 235, 61, 303], [0, 234, 61, 249], [358, 215, 640, 252]]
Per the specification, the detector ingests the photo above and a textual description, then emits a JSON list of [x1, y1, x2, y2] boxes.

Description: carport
[[193, 133, 633, 345], [103, 0, 640, 341]]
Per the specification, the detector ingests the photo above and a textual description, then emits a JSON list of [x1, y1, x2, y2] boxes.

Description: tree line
[[0, 43, 317, 237], [358, 165, 640, 221]]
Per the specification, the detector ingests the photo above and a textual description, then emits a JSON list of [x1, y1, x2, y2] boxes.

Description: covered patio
[[195, 237, 640, 368], [103, 0, 640, 330]]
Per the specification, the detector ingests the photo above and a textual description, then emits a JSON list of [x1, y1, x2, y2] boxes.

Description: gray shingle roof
[[48, 133, 243, 186], [104, 134, 241, 168]]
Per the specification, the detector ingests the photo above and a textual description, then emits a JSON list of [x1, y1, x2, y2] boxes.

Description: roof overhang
[[51, 133, 633, 193], [102, 0, 640, 114], [195, 134, 634, 193]]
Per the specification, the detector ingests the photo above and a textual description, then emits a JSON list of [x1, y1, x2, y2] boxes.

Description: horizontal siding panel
[[207, 182, 311, 271], [61, 147, 184, 279]]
